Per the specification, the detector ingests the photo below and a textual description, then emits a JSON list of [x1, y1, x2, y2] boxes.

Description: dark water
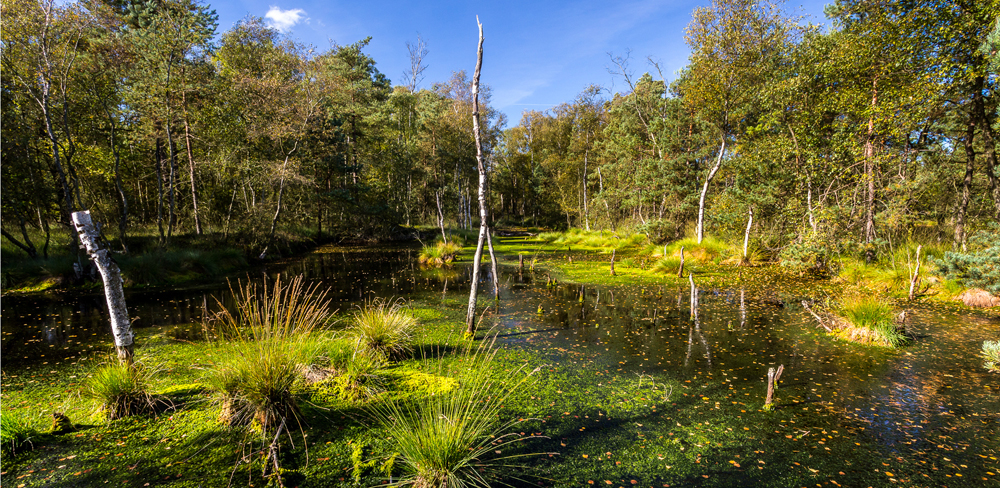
[[2, 244, 999, 481]]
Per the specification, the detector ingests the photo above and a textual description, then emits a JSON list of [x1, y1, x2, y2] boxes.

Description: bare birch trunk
[[697, 139, 726, 244], [466, 17, 488, 334], [742, 207, 754, 262], [72, 211, 133, 364], [908, 245, 922, 301], [436, 190, 447, 241]]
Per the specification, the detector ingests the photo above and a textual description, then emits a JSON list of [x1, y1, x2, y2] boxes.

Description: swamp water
[[2, 243, 998, 487]]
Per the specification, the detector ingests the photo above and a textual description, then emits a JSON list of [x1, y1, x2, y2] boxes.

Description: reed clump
[[87, 359, 157, 420], [369, 338, 542, 488], [351, 298, 417, 361], [831, 295, 906, 348], [1, 411, 37, 458], [206, 276, 331, 432], [419, 240, 462, 267]]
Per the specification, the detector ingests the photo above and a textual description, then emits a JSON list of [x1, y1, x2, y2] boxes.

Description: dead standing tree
[[465, 17, 500, 335], [72, 211, 134, 363]]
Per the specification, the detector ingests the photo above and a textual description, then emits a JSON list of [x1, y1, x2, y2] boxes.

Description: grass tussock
[[1, 411, 37, 457], [369, 339, 541, 488], [419, 241, 462, 267], [351, 298, 417, 361], [87, 360, 156, 420], [981, 340, 1000, 373], [206, 276, 332, 432], [831, 295, 906, 348]]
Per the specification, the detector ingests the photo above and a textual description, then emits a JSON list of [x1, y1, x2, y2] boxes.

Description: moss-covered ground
[[2, 235, 998, 487]]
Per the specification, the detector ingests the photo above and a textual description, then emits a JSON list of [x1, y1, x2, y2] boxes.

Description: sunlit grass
[[86, 359, 156, 420], [833, 295, 906, 348], [369, 338, 541, 488], [538, 228, 647, 250], [351, 298, 418, 361], [419, 240, 463, 266], [1, 410, 37, 458], [206, 276, 331, 431]]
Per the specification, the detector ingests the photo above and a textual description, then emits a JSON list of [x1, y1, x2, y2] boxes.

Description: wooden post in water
[[610, 249, 616, 276], [764, 367, 776, 409], [72, 210, 134, 364], [908, 245, 922, 300], [678, 246, 685, 278], [519, 253, 524, 272]]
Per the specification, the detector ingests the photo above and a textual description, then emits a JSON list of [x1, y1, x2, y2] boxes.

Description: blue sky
[[209, 0, 831, 126]]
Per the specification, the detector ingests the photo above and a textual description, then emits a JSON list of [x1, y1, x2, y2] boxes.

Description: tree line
[[2, 0, 999, 261]]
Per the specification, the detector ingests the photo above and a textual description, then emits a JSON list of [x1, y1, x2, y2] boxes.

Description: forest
[[3, 0, 998, 265]]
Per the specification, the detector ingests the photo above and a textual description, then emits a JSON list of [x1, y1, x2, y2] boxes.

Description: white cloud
[[265, 6, 306, 33]]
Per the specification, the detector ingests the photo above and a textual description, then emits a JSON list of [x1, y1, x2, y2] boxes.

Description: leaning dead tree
[[465, 16, 500, 334], [72, 210, 134, 363]]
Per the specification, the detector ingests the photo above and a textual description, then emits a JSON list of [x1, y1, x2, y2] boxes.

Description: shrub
[[351, 298, 417, 361], [936, 224, 1000, 294], [87, 360, 156, 420], [982, 340, 1000, 373], [369, 340, 539, 488], [638, 219, 679, 244], [651, 257, 682, 274], [1, 411, 36, 457]]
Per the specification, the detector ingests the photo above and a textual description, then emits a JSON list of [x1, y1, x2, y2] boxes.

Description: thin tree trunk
[[436, 190, 447, 241], [72, 211, 133, 364], [183, 90, 202, 235], [466, 18, 488, 334], [583, 143, 590, 231], [742, 207, 754, 263], [697, 139, 726, 244], [955, 104, 976, 249], [975, 85, 1000, 220], [100, 100, 128, 250], [863, 77, 879, 251], [155, 137, 165, 246]]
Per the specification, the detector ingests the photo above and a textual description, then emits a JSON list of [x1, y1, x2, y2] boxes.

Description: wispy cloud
[[265, 6, 306, 33]]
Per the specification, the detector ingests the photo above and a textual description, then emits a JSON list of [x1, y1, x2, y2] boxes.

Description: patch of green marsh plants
[[1, 410, 37, 458], [832, 294, 906, 348], [419, 240, 462, 266], [351, 298, 417, 361], [981, 340, 1000, 373], [205, 275, 332, 479], [369, 338, 545, 487], [87, 358, 158, 420]]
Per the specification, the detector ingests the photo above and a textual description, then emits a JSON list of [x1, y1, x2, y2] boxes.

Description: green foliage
[[368, 341, 539, 488], [87, 360, 155, 420], [936, 225, 1000, 294], [981, 340, 1000, 373], [779, 231, 843, 277], [1, 411, 36, 457], [350, 298, 417, 361], [637, 219, 680, 244]]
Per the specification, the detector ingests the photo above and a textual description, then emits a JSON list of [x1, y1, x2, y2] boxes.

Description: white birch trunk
[[742, 206, 754, 262], [466, 18, 489, 334], [72, 211, 133, 363], [697, 139, 726, 244]]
